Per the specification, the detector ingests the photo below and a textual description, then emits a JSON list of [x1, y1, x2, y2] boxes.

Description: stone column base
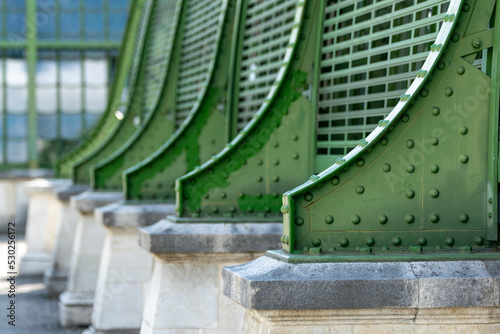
[[243, 308, 500, 334], [137, 218, 282, 334], [83, 325, 139, 334], [59, 290, 94, 327], [44, 267, 68, 299], [86, 203, 174, 334]]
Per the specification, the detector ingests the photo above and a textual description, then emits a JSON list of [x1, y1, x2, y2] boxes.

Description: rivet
[[310, 175, 320, 182], [220, 192, 227, 199], [351, 215, 361, 224], [430, 213, 440, 223], [365, 238, 375, 247], [273, 142, 279, 148], [331, 176, 340, 185], [256, 176, 263, 182], [339, 238, 349, 247], [430, 137, 439, 146], [256, 193, 263, 198], [264, 206, 271, 213], [489, 197, 493, 204], [456, 66, 465, 75], [472, 37, 482, 49], [247, 207, 253, 213], [445, 237, 455, 246], [355, 185, 365, 194], [325, 215, 334, 224], [430, 188, 439, 198], [230, 207, 236, 213], [273, 176, 280, 182], [435, 245, 443, 250], [475, 236, 485, 246], [462, 3, 470, 11], [401, 114, 410, 123], [418, 237, 427, 246], [406, 214, 415, 224], [451, 33, 460, 42], [203, 193, 210, 199], [406, 139, 415, 149], [459, 214, 469, 223], [420, 88, 429, 97], [489, 212, 493, 219], [392, 237, 402, 246], [378, 215, 388, 224], [459, 154, 469, 163], [280, 204, 288, 214], [304, 192, 313, 201], [312, 238, 321, 247], [293, 153, 299, 160], [356, 158, 365, 167], [239, 193, 246, 199], [212, 207, 219, 213], [437, 61, 446, 70], [380, 137, 389, 146], [273, 159, 280, 165], [406, 164, 415, 173], [257, 159, 263, 165], [430, 164, 439, 173], [382, 163, 391, 172], [459, 126, 468, 135], [431, 106, 440, 116], [406, 189, 415, 198], [295, 216, 304, 226], [444, 87, 454, 96], [293, 135, 299, 141]]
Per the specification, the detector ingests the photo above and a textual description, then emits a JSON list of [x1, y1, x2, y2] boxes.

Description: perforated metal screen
[[316, 0, 450, 170], [236, 0, 298, 131], [140, 0, 182, 116], [175, 0, 226, 126]]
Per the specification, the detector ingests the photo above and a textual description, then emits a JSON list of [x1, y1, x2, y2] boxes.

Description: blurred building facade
[[0, 0, 130, 169]]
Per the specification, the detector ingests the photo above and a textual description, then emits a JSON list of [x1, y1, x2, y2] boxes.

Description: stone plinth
[[0, 169, 53, 232], [83, 203, 175, 334], [223, 256, 500, 333], [19, 178, 71, 276], [137, 218, 282, 334], [44, 184, 89, 298], [59, 191, 122, 327]]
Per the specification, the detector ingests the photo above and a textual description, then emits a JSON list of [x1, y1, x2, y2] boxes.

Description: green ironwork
[[91, 0, 186, 190], [55, 0, 144, 178], [275, 0, 500, 262], [70, 0, 178, 186], [174, 0, 318, 219], [123, 0, 235, 201]]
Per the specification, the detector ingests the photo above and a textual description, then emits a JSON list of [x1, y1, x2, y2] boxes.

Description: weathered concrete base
[[243, 308, 500, 333], [20, 178, 71, 276], [223, 256, 500, 333], [138, 218, 282, 334], [83, 325, 140, 334], [44, 184, 88, 298], [0, 169, 53, 232], [59, 191, 122, 327], [87, 203, 174, 334]]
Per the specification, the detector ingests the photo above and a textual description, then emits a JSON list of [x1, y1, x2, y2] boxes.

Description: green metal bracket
[[55, 0, 145, 179], [91, 0, 186, 191], [123, 0, 235, 202], [277, 0, 500, 262], [174, 0, 318, 220], [70, 0, 176, 186]]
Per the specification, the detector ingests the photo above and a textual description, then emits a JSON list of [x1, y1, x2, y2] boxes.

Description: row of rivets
[[309, 235, 484, 248], [296, 213, 471, 226]]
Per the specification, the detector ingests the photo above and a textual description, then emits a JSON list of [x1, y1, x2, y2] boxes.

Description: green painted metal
[[70, 0, 176, 186], [174, 0, 318, 219], [91, 0, 185, 190], [278, 0, 500, 261], [26, 0, 37, 168], [123, 0, 236, 201], [55, 0, 145, 178]]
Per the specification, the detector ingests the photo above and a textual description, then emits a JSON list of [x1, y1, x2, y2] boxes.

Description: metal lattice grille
[[175, 0, 226, 126], [317, 0, 449, 161], [237, 0, 297, 130], [140, 0, 181, 116]]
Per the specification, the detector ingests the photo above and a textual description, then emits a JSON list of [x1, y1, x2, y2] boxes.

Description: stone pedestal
[[223, 256, 500, 333], [83, 203, 175, 334], [19, 178, 71, 276], [44, 184, 88, 298], [137, 218, 282, 334], [59, 191, 122, 327], [0, 169, 53, 232]]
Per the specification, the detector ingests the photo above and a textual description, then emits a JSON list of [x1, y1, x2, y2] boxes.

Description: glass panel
[[60, 59, 82, 84], [7, 0, 25, 8], [85, 113, 101, 130], [6, 59, 28, 85], [37, 9, 56, 40], [0, 114, 3, 137], [6, 113, 27, 138], [84, 58, 107, 84], [85, 12, 105, 39], [36, 87, 57, 113], [60, 87, 82, 113], [60, 11, 81, 38], [108, 0, 128, 9], [59, 0, 80, 9], [6, 12, 24, 37], [7, 140, 27, 163], [85, 87, 107, 113], [37, 114, 57, 139], [60, 113, 81, 139], [36, 60, 57, 84], [0, 143, 3, 164], [109, 12, 127, 34], [85, 0, 104, 8], [6, 88, 27, 113]]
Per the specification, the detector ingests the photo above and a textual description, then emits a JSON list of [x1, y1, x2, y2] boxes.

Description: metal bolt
[[339, 238, 349, 247], [445, 237, 455, 246], [459, 126, 468, 135], [378, 215, 388, 224], [444, 87, 454, 96], [430, 164, 439, 173], [355, 185, 365, 194], [325, 215, 334, 224], [366, 238, 375, 247], [392, 237, 402, 246], [459, 214, 469, 223], [430, 213, 440, 223], [312, 238, 321, 247], [456, 66, 465, 75], [406, 139, 415, 149], [459, 154, 469, 163], [405, 214, 415, 224], [304, 192, 313, 201], [475, 236, 485, 246], [472, 38, 482, 48], [295, 216, 304, 226], [418, 237, 427, 246], [382, 163, 391, 172], [406, 164, 415, 173], [431, 106, 440, 116], [430, 188, 440, 198], [406, 189, 415, 198], [351, 215, 361, 224], [430, 137, 439, 146]]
